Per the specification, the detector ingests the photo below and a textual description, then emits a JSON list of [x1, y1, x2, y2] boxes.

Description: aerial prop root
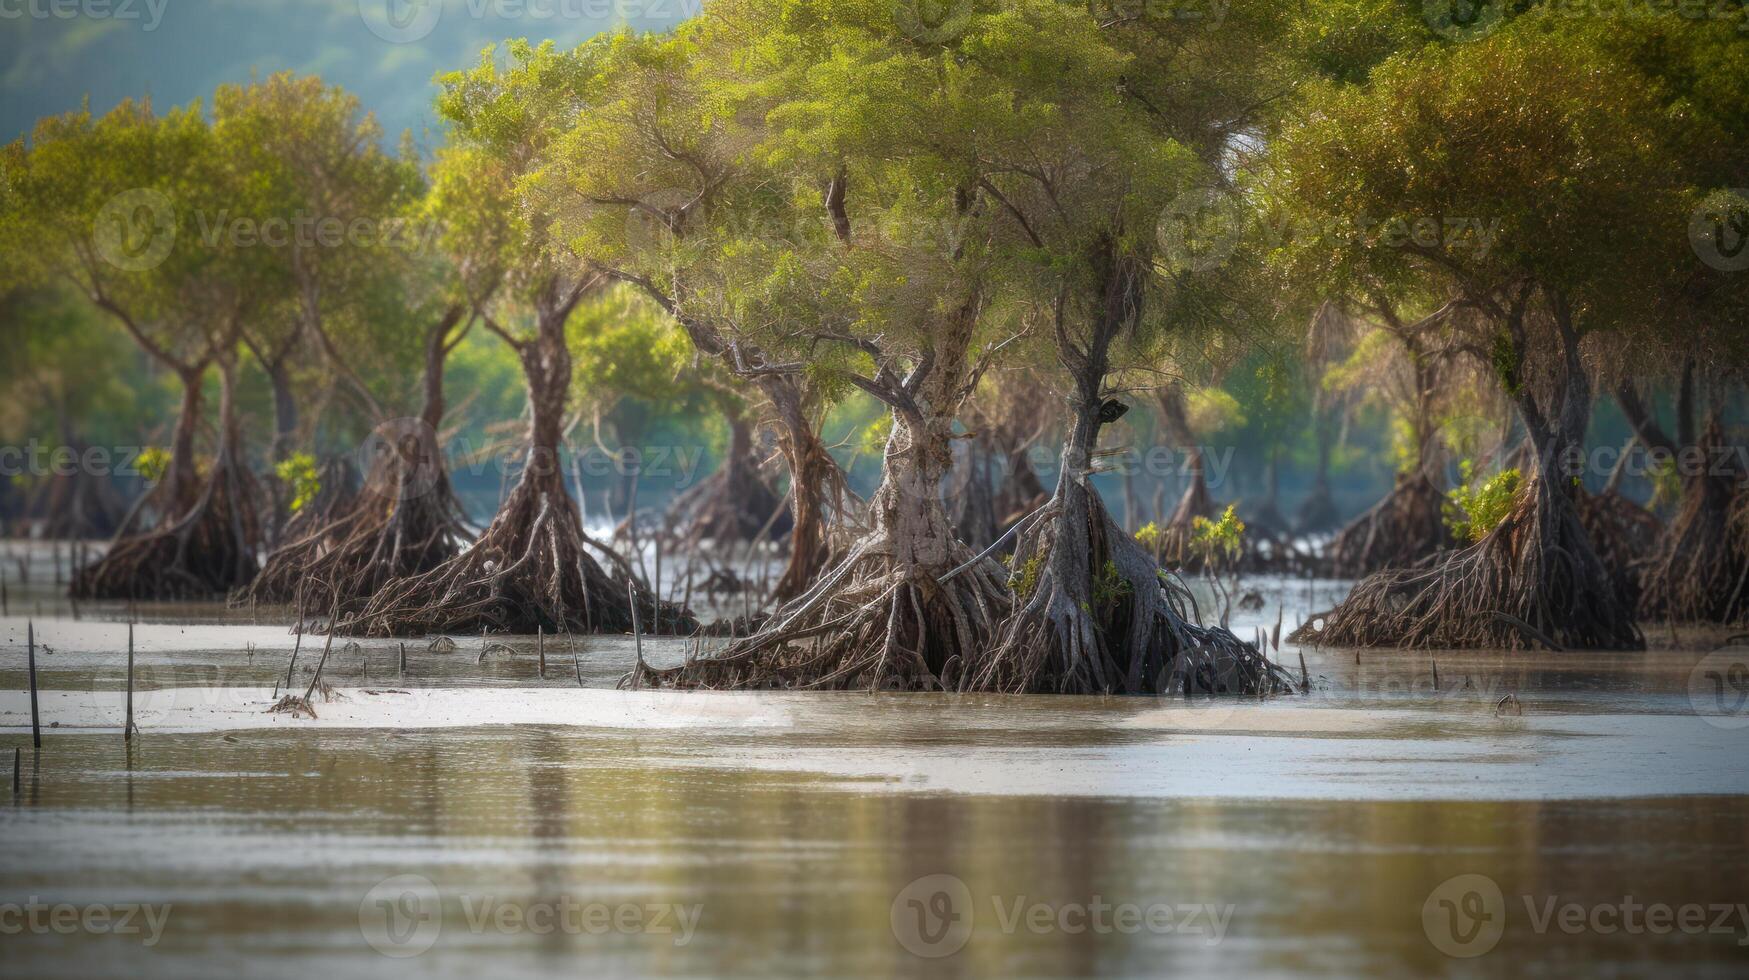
[[631, 536, 1010, 691], [1292, 481, 1641, 651]]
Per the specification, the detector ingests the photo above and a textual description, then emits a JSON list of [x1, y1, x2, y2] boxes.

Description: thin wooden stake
[[281, 603, 306, 697], [28, 620, 41, 750], [478, 624, 488, 664], [653, 539, 662, 637], [1, 576, 8, 616], [398, 642, 407, 676], [301, 599, 341, 703], [571, 632, 584, 687], [1298, 648, 1309, 693], [537, 625, 546, 679], [1431, 658, 1440, 691], [11, 746, 18, 796], [628, 580, 644, 688], [125, 622, 137, 741]]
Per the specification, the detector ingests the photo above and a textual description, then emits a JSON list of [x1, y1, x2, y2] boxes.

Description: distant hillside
[[1, 0, 693, 148]]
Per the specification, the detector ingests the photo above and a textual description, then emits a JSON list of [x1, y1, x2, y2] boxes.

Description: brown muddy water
[[2, 542, 1747, 978]]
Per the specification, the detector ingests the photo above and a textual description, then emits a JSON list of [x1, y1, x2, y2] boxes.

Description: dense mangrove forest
[[1, 1, 1746, 976]]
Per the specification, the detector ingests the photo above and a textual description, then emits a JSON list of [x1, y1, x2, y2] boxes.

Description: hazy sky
[[1, 0, 696, 147]]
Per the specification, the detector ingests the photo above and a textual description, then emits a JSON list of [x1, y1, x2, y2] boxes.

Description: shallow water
[[2, 546, 1748, 977]]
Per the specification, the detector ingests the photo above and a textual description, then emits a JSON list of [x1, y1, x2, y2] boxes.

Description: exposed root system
[[1636, 424, 1746, 624], [635, 414, 1009, 690], [969, 473, 1294, 696], [71, 452, 260, 600], [236, 422, 469, 614], [1327, 472, 1453, 577], [1576, 486, 1663, 610], [350, 466, 691, 637], [275, 456, 361, 545], [1293, 476, 1642, 650], [633, 532, 1009, 690], [664, 452, 787, 545]]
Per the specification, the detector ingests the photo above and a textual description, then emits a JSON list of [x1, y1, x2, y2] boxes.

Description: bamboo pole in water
[[627, 580, 644, 688], [281, 599, 306, 697], [125, 622, 137, 741], [27, 620, 40, 749], [301, 599, 341, 703]]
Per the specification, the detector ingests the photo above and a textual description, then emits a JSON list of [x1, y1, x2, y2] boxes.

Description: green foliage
[[1134, 522, 1163, 552], [857, 415, 894, 457], [1008, 549, 1045, 600], [1648, 456, 1682, 512], [1091, 560, 1131, 608], [275, 452, 321, 514], [1443, 460, 1522, 543], [135, 447, 171, 484], [1190, 504, 1246, 565]]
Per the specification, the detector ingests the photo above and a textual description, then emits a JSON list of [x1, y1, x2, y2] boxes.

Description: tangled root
[[1293, 477, 1642, 651], [664, 458, 788, 545], [1637, 426, 1745, 624], [72, 456, 260, 600], [968, 483, 1294, 696], [1327, 473, 1453, 578], [349, 467, 692, 637], [1576, 487, 1663, 610], [236, 431, 470, 614], [275, 456, 361, 545], [632, 534, 1011, 691]]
